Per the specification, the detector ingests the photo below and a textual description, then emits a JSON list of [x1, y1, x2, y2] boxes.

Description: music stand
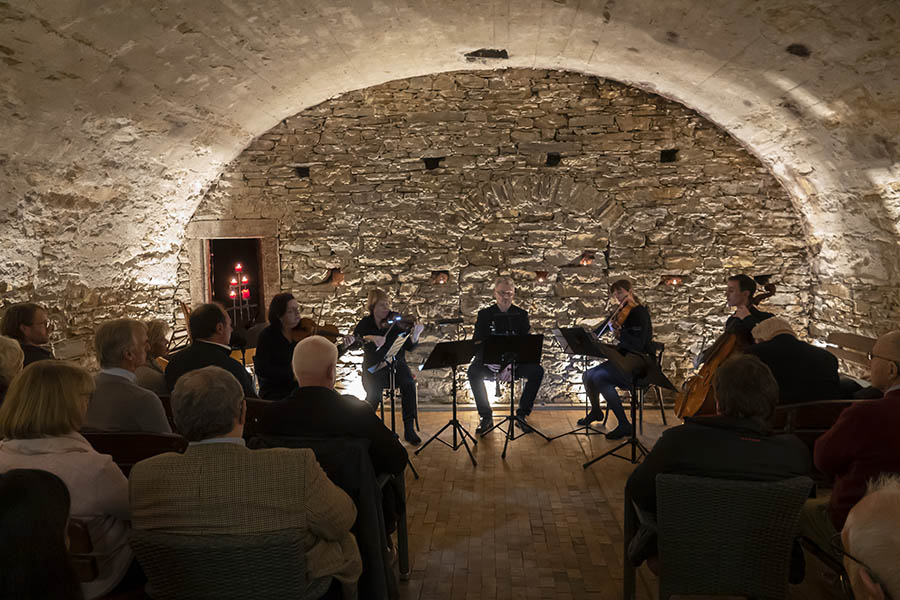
[[550, 327, 606, 440], [481, 334, 550, 459], [415, 340, 478, 466], [582, 344, 675, 468]]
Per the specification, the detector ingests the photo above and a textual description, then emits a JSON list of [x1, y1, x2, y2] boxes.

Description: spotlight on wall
[[535, 270, 549, 282], [327, 268, 344, 287], [660, 275, 684, 286], [578, 251, 596, 266], [430, 270, 450, 285]]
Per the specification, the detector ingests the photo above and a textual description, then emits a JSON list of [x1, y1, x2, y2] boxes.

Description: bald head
[[292, 335, 338, 388], [869, 330, 900, 391], [841, 474, 900, 600]]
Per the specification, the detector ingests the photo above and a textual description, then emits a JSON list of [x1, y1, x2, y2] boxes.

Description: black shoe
[[605, 425, 633, 440], [515, 418, 534, 433], [404, 428, 421, 445], [475, 417, 493, 436], [577, 411, 603, 426]]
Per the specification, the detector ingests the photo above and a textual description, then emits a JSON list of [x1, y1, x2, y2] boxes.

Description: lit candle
[[241, 289, 250, 299], [235, 263, 243, 272]]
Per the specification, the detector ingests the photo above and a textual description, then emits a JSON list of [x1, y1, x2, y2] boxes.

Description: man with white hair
[[801, 330, 900, 554], [840, 474, 900, 600], [129, 366, 361, 598], [256, 335, 408, 476], [84, 318, 171, 433], [745, 316, 840, 405]]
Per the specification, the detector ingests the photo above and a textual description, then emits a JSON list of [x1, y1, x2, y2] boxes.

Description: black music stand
[[582, 344, 675, 468], [415, 340, 478, 466], [369, 333, 420, 479], [481, 334, 551, 459], [550, 327, 606, 440]]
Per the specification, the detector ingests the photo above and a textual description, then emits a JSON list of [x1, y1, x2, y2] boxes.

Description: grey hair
[[493, 276, 514, 289], [94, 319, 145, 368], [845, 473, 900, 598], [170, 366, 244, 441], [146, 319, 170, 347], [0, 335, 24, 391]]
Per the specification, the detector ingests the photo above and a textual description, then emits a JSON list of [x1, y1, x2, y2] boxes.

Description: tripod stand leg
[[415, 420, 455, 455]]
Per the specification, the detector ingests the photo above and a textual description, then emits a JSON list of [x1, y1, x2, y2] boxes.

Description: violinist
[[353, 289, 424, 445], [724, 274, 774, 346], [254, 293, 302, 399], [579, 279, 652, 439]]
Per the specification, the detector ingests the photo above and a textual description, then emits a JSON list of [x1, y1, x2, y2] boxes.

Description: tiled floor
[[393, 407, 840, 600]]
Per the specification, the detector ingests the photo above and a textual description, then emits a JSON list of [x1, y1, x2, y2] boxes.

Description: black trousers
[[362, 360, 417, 425], [467, 360, 544, 419]]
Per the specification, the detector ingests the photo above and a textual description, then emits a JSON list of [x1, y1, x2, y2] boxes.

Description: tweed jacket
[[129, 442, 361, 590], [84, 371, 171, 433]]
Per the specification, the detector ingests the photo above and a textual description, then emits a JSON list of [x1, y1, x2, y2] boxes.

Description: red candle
[[241, 289, 250, 299], [235, 263, 243, 272]]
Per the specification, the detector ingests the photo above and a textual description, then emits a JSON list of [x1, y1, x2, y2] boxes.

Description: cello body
[[674, 332, 738, 418]]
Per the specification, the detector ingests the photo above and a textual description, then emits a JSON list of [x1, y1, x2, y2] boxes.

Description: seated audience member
[[257, 335, 408, 476], [0, 335, 24, 404], [129, 366, 361, 597], [83, 319, 170, 433], [0, 469, 84, 600], [840, 474, 900, 600], [0, 361, 133, 599], [801, 329, 900, 553], [745, 316, 841, 405], [625, 354, 810, 561], [255, 292, 301, 400], [164, 303, 257, 397], [134, 319, 170, 397], [0, 301, 54, 365]]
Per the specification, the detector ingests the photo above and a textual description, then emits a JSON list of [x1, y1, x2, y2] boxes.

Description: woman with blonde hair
[[135, 319, 170, 396], [0, 335, 24, 404], [0, 361, 134, 599]]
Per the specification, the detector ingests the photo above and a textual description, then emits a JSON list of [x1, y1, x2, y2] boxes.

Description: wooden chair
[[770, 398, 864, 454], [82, 432, 188, 477]]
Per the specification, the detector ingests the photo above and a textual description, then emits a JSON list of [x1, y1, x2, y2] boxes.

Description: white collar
[[197, 339, 232, 351], [99, 367, 137, 382], [189, 437, 246, 447]]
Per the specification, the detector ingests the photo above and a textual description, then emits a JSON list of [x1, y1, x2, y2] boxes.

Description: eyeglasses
[[867, 351, 900, 370], [830, 534, 892, 600]]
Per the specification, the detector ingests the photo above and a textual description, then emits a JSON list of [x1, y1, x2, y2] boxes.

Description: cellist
[[579, 279, 653, 439], [724, 274, 774, 346]]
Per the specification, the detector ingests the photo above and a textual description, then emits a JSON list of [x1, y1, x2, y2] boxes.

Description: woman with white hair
[[135, 319, 170, 397], [0, 335, 24, 405]]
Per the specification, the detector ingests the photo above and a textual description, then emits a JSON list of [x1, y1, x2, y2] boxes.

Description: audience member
[[129, 366, 361, 597], [0, 361, 132, 599], [0, 301, 54, 365], [802, 329, 900, 553], [840, 474, 900, 600], [0, 335, 24, 404], [0, 469, 84, 600], [134, 319, 170, 397], [83, 319, 170, 433], [625, 354, 810, 563], [254, 292, 301, 400], [745, 317, 841, 404], [257, 335, 408, 476], [164, 303, 257, 397]]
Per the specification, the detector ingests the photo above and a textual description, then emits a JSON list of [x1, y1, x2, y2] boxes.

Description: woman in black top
[[254, 293, 301, 400], [353, 289, 424, 445], [579, 279, 653, 439]]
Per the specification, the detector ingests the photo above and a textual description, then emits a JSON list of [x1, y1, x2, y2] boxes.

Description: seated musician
[[467, 276, 544, 436], [254, 293, 301, 400], [724, 274, 774, 345], [744, 316, 841, 405], [579, 279, 652, 440], [352, 289, 424, 445], [800, 329, 900, 556], [625, 354, 811, 566]]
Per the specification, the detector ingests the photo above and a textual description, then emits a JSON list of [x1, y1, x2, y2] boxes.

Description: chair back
[[67, 519, 99, 583], [769, 398, 862, 454], [635, 341, 664, 388], [249, 435, 392, 600], [656, 474, 813, 600], [82, 432, 187, 477], [130, 528, 331, 600]]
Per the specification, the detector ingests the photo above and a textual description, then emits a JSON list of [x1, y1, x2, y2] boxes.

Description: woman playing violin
[[579, 279, 653, 439], [254, 293, 302, 400], [353, 289, 424, 445]]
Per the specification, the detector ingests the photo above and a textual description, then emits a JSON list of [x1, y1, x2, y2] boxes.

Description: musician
[[467, 276, 544, 436], [353, 289, 424, 445], [254, 293, 301, 400], [579, 279, 652, 439], [745, 316, 841, 405], [724, 274, 774, 345]]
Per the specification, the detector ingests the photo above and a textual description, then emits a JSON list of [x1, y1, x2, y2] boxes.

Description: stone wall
[[188, 68, 814, 404]]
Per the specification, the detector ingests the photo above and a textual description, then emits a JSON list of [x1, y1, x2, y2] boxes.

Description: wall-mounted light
[[660, 275, 684, 286], [328, 268, 344, 287], [430, 270, 450, 284], [578, 251, 596, 266], [535, 270, 549, 282]]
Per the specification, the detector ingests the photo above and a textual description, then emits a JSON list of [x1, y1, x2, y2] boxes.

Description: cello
[[674, 283, 776, 418]]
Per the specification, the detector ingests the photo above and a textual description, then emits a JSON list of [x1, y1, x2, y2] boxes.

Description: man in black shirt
[[0, 302, 55, 366], [467, 277, 544, 435]]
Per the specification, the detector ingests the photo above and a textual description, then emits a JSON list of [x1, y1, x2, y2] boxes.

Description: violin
[[291, 317, 360, 356], [594, 296, 638, 338]]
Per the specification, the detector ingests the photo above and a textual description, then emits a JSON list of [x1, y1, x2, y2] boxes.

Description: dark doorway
[[209, 238, 263, 328]]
